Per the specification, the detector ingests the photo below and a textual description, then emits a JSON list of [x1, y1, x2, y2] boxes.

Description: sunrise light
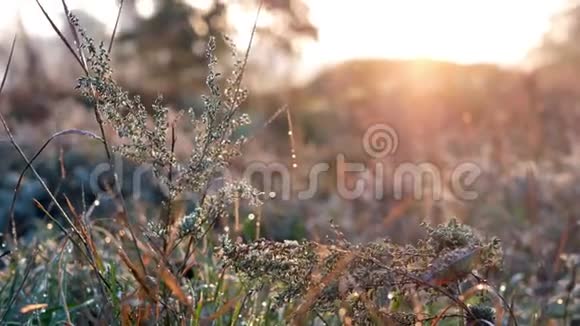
[[299, 0, 568, 72], [0, 0, 570, 75]]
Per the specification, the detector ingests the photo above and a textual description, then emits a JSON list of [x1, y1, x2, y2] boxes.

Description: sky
[[301, 0, 568, 68], [0, 0, 570, 76]]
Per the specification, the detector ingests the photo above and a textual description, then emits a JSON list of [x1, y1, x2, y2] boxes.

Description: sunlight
[[300, 0, 567, 74], [0, 0, 569, 78], [183, 0, 215, 13], [0, 0, 120, 38], [136, 0, 156, 19]]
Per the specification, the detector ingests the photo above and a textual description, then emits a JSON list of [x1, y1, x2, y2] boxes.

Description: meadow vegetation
[[0, 3, 578, 326]]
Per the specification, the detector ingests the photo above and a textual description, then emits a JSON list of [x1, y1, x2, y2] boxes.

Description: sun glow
[[0, 0, 569, 80], [300, 0, 567, 73], [0, 0, 120, 38]]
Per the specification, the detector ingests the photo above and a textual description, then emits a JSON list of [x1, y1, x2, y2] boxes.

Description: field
[[0, 1, 578, 325]]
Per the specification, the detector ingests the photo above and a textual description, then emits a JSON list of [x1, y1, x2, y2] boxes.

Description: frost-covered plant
[[221, 219, 503, 324], [77, 32, 256, 198], [55, 14, 264, 323], [0, 5, 516, 325], [74, 20, 262, 248]]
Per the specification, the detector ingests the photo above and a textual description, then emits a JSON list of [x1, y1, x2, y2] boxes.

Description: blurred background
[[1, 0, 580, 306]]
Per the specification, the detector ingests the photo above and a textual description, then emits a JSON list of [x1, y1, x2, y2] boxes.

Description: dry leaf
[[20, 303, 48, 314]]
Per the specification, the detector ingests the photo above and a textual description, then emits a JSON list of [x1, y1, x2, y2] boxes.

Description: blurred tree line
[[113, 0, 317, 102], [534, 0, 580, 67], [0, 0, 317, 132]]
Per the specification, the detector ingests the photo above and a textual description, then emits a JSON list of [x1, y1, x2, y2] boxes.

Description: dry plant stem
[[285, 107, 297, 163], [8, 129, 104, 246], [1, 35, 19, 246], [176, 1, 263, 273], [176, 184, 212, 274], [204, 293, 245, 322], [38, 0, 147, 273], [255, 206, 262, 240], [345, 248, 479, 321], [470, 272, 518, 325], [108, 0, 124, 54], [349, 277, 385, 324], [243, 105, 286, 144], [161, 124, 178, 255], [34, 199, 111, 294], [291, 252, 355, 323], [0, 36, 111, 295], [210, 0, 261, 159], [0, 38, 87, 253], [83, 52, 148, 275], [234, 194, 240, 236], [315, 311, 331, 326], [477, 278, 518, 326], [228, 291, 251, 326], [63, 195, 104, 270], [108, 166, 148, 273], [223, 1, 262, 118], [60, 0, 87, 70], [178, 235, 196, 276], [430, 300, 457, 325], [45, 148, 66, 213], [35, 0, 88, 75], [460, 284, 506, 325]]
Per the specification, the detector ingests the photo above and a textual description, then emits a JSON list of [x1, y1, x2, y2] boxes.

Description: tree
[[532, 1, 580, 67], [115, 0, 317, 99]]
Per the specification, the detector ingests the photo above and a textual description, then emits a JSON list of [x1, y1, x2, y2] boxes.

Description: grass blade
[[0, 35, 16, 94], [0, 35, 17, 242], [0, 248, 39, 323], [159, 265, 190, 306], [108, 0, 124, 54], [60, 0, 87, 70], [35, 0, 88, 75], [8, 129, 103, 239]]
